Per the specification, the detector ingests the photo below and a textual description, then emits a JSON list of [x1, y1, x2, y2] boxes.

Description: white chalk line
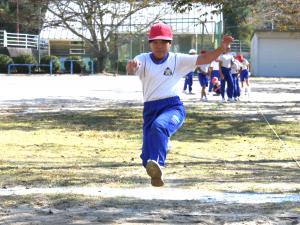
[[0, 186, 299, 204]]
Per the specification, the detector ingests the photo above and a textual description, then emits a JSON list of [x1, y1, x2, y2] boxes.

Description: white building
[[251, 31, 300, 77]]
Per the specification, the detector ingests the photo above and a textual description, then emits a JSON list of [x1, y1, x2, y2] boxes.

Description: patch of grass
[[0, 106, 299, 192]]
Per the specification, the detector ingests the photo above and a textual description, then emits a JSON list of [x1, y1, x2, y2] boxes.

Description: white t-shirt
[[219, 53, 234, 68], [231, 59, 241, 74], [210, 60, 220, 71], [199, 64, 210, 74], [241, 59, 249, 70], [134, 52, 198, 102]]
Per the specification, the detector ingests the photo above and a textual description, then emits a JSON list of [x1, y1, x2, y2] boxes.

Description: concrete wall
[[251, 31, 300, 77]]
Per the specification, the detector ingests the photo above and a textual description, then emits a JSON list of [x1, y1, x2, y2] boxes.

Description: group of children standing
[[183, 47, 250, 102]]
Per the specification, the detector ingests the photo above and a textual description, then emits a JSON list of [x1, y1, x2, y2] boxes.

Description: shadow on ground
[[0, 195, 299, 224]]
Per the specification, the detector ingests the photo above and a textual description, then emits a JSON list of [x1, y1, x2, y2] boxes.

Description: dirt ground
[[0, 75, 299, 225], [0, 194, 299, 225]]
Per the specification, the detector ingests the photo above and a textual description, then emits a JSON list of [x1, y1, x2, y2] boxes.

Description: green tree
[[0, 0, 47, 34], [172, 0, 256, 45], [221, 0, 256, 46], [172, 0, 300, 33], [0, 0, 15, 32], [253, 0, 300, 31]]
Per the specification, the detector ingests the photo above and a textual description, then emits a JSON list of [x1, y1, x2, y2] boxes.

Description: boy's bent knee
[[151, 120, 167, 134]]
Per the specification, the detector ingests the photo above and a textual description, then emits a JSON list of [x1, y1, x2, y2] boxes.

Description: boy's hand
[[126, 59, 140, 75], [221, 35, 234, 51]]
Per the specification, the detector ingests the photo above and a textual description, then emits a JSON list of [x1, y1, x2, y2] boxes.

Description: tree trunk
[[96, 54, 107, 73], [94, 43, 108, 73]]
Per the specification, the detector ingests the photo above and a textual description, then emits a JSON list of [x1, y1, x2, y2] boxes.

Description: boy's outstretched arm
[[196, 35, 234, 65]]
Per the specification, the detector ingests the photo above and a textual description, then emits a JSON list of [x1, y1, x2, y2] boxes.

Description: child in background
[[208, 58, 221, 93], [219, 46, 234, 103], [238, 55, 250, 95], [183, 71, 194, 94], [183, 49, 197, 94], [212, 77, 221, 95], [231, 56, 242, 101], [198, 50, 210, 101]]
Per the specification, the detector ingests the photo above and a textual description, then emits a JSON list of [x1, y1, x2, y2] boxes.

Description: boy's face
[[150, 40, 171, 60]]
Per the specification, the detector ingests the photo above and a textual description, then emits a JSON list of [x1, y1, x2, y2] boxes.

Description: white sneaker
[[204, 97, 208, 102], [228, 98, 235, 103], [146, 160, 164, 187]]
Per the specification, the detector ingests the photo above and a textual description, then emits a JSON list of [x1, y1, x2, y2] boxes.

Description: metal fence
[[231, 39, 250, 54], [0, 30, 48, 50]]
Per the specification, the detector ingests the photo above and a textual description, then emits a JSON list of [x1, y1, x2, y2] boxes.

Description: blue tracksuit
[[183, 71, 194, 92], [240, 69, 249, 82], [198, 72, 208, 87], [209, 70, 221, 92], [141, 96, 186, 167], [220, 67, 234, 99], [232, 73, 240, 98]]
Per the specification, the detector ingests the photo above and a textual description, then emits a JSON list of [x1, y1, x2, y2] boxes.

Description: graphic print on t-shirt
[[163, 67, 173, 76]]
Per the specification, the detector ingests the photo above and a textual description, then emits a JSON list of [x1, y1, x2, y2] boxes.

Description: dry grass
[[0, 106, 299, 193]]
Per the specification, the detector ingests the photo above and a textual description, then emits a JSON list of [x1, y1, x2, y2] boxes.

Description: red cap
[[212, 77, 218, 83], [200, 50, 207, 54], [236, 55, 244, 62], [148, 22, 173, 41]]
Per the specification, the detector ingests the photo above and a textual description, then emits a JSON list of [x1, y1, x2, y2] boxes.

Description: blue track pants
[[232, 73, 240, 98], [141, 96, 186, 167], [183, 72, 194, 92], [220, 67, 234, 99]]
